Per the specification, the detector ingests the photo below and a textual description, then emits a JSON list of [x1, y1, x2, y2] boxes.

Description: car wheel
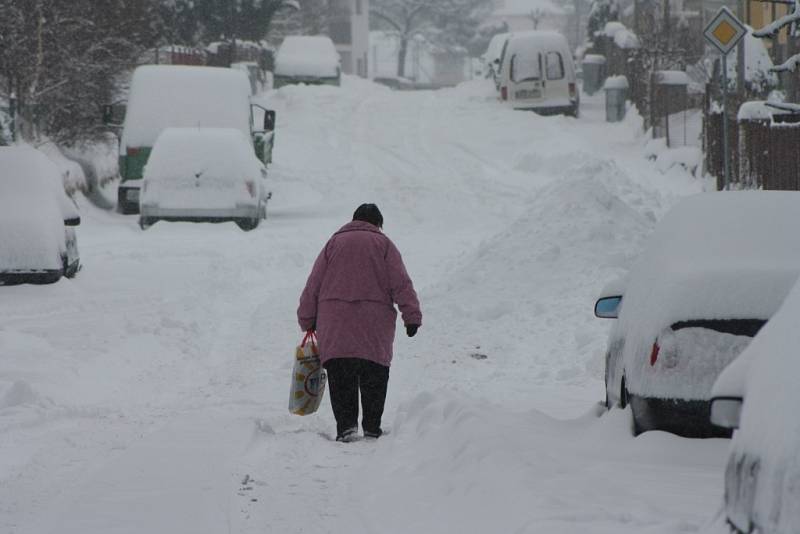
[[619, 375, 628, 409], [630, 400, 646, 436], [139, 217, 155, 230], [236, 218, 259, 231]]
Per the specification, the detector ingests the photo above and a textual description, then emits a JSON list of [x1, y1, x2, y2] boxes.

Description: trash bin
[[603, 76, 629, 123], [581, 54, 607, 96]]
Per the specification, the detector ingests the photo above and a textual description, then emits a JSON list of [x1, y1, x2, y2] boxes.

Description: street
[[0, 77, 725, 534]]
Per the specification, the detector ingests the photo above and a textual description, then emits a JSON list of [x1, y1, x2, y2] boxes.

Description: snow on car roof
[[620, 192, 800, 324], [275, 36, 340, 78], [120, 66, 252, 149], [143, 127, 262, 184], [732, 275, 800, 530], [507, 30, 571, 52], [615, 191, 800, 400]]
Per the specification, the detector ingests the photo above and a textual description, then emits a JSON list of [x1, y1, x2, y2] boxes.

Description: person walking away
[[297, 204, 422, 442]]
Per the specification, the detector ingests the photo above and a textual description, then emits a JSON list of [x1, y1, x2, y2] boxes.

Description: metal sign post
[[704, 7, 747, 190]]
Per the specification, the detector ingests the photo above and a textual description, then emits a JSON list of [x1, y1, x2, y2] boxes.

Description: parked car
[[139, 128, 269, 231], [594, 192, 800, 437], [0, 146, 81, 285], [273, 36, 341, 88], [710, 275, 800, 533], [105, 65, 276, 214], [483, 32, 510, 90], [497, 31, 579, 116]]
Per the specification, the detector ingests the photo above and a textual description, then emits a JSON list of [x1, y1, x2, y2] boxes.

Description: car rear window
[[671, 319, 767, 337]]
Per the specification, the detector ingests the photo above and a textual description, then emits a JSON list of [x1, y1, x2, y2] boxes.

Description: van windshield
[[511, 54, 541, 83]]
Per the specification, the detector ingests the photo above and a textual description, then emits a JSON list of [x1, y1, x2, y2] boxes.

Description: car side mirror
[[594, 295, 622, 318], [264, 110, 276, 131], [102, 101, 126, 126], [710, 397, 743, 429], [64, 216, 81, 227]]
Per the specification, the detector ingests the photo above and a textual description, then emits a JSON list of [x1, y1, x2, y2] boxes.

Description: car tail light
[[245, 181, 256, 198], [650, 342, 660, 366], [569, 83, 577, 98], [127, 147, 141, 157], [501, 86, 508, 101]]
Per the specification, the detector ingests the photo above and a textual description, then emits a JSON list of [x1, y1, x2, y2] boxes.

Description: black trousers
[[324, 358, 389, 437]]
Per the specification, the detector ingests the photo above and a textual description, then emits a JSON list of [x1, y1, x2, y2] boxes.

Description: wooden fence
[[705, 109, 800, 190]]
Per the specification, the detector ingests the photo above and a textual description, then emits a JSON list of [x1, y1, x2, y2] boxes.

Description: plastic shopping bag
[[288, 331, 327, 416]]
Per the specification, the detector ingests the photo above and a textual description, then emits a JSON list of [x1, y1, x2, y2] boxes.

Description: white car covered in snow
[[273, 35, 341, 89], [0, 146, 81, 285], [139, 128, 270, 231], [497, 31, 579, 116], [595, 192, 800, 437], [710, 275, 800, 533]]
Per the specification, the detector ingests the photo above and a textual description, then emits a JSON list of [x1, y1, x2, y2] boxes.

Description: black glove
[[406, 324, 419, 338]]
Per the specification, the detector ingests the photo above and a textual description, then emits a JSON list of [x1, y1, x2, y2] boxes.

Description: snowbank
[[329, 391, 726, 533], [729, 277, 800, 533]]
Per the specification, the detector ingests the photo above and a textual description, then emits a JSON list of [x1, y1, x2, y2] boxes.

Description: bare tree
[[0, 0, 162, 144], [371, 0, 493, 77]]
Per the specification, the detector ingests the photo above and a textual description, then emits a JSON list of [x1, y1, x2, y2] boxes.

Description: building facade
[[329, 0, 370, 77]]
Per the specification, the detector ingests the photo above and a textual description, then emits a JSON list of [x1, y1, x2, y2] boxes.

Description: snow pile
[[120, 66, 253, 149], [730, 277, 800, 533], [603, 75, 629, 90], [582, 54, 606, 65], [602, 21, 641, 49], [36, 141, 87, 194], [141, 128, 262, 209], [329, 391, 726, 533], [275, 36, 340, 78], [615, 192, 800, 398], [420, 159, 657, 400], [0, 147, 67, 271], [736, 100, 794, 122], [725, 29, 778, 90], [655, 70, 690, 86]]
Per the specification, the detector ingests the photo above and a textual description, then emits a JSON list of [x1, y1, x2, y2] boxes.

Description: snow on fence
[[705, 103, 800, 191]]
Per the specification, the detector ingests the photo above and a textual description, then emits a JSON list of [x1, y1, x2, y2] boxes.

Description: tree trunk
[[397, 37, 408, 78]]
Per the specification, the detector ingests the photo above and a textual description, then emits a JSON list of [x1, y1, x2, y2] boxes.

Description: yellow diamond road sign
[[704, 6, 747, 54]]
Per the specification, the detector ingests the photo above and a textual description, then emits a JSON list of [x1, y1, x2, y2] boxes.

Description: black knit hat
[[353, 203, 383, 228]]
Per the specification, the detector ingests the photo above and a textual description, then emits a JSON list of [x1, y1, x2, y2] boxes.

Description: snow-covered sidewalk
[[0, 77, 723, 534]]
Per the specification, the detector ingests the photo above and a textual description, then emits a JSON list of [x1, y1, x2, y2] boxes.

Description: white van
[[498, 31, 579, 117], [107, 65, 276, 214]]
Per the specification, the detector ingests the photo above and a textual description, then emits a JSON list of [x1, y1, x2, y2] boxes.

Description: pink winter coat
[[297, 220, 422, 367]]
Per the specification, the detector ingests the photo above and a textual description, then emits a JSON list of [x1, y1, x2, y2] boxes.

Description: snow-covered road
[[1, 78, 726, 533]]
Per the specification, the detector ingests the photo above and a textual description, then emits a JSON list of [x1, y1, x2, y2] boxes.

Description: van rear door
[[509, 52, 544, 104], [543, 51, 569, 104]]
